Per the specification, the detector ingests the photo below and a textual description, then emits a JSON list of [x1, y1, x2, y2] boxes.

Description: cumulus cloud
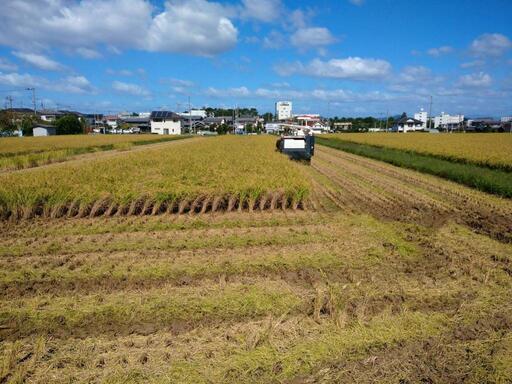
[[0, 71, 95, 93], [457, 72, 492, 87], [426, 46, 453, 57], [290, 27, 336, 49], [0, 0, 238, 57], [112, 81, 150, 97], [275, 57, 391, 80], [12, 52, 65, 71], [239, 0, 282, 22], [470, 33, 512, 56], [146, 0, 238, 56], [55, 76, 96, 93]]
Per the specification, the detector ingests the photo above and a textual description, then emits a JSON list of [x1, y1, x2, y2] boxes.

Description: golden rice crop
[[0, 134, 188, 171], [325, 133, 512, 170], [0, 135, 310, 219]]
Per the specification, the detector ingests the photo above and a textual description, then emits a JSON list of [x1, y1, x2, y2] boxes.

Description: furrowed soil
[[1, 144, 511, 383]]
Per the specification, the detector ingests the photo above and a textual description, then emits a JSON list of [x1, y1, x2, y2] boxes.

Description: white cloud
[[460, 60, 485, 69], [205, 86, 250, 97], [290, 27, 336, 49], [426, 46, 453, 57], [470, 33, 512, 56], [263, 30, 286, 49], [0, 58, 17, 72], [0, 71, 95, 93], [146, 0, 238, 56], [112, 81, 150, 97], [239, 0, 282, 22], [0, 0, 238, 57], [457, 72, 492, 88], [55, 76, 96, 94], [275, 57, 392, 80], [75, 47, 102, 59], [12, 51, 65, 71]]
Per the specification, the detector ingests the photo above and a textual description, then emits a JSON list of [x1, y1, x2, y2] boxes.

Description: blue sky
[[0, 0, 511, 117]]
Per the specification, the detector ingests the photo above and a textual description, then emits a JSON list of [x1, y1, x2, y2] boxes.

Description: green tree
[[0, 111, 16, 134], [262, 112, 273, 122], [55, 114, 84, 135]]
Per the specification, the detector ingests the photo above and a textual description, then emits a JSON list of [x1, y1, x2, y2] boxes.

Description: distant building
[[275, 101, 292, 121], [414, 108, 428, 129], [295, 114, 321, 127], [434, 112, 464, 130], [501, 116, 512, 123], [33, 125, 56, 136], [121, 116, 150, 133], [178, 109, 207, 119], [392, 113, 425, 132], [265, 123, 283, 134], [333, 122, 352, 131], [150, 111, 182, 135], [39, 110, 65, 122], [104, 115, 120, 129]]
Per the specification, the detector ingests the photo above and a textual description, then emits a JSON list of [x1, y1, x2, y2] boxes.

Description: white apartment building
[[178, 109, 207, 119], [150, 111, 182, 135], [275, 101, 292, 121], [501, 116, 512, 123], [434, 112, 464, 129], [414, 108, 428, 129]]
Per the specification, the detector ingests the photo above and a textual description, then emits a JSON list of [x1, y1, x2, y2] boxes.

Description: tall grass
[[317, 137, 512, 198], [0, 136, 310, 219], [0, 134, 190, 171]]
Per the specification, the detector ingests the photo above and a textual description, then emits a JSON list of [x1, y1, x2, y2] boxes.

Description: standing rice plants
[[0, 134, 190, 171], [323, 133, 512, 171], [0, 136, 310, 219]]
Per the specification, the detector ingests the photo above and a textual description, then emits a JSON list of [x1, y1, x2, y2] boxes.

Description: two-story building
[[150, 111, 182, 135]]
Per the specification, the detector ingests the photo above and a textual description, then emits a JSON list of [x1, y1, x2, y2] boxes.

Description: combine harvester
[[276, 125, 315, 162]]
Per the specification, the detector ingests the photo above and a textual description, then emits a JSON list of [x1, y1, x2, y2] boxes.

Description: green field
[[1, 136, 511, 383]]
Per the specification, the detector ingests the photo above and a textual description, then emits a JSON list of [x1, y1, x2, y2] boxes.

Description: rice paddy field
[[0, 134, 190, 171], [324, 132, 512, 170], [1, 135, 511, 383]]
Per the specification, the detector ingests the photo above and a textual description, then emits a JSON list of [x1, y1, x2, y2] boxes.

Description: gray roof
[[150, 111, 181, 119]]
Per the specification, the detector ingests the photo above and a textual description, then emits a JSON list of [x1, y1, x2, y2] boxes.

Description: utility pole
[[26, 87, 36, 116], [188, 96, 192, 134], [5, 96, 13, 110], [428, 95, 433, 131], [385, 109, 389, 132]]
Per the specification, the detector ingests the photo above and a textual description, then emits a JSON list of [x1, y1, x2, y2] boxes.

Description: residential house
[[150, 111, 182, 135], [392, 113, 425, 132]]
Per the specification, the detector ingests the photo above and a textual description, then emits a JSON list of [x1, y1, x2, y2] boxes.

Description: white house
[[33, 125, 56, 136], [150, 111, 182, 135], [392, 114, 425, 132], [434, 112, 464, 130], [275, 101, 292, 121]]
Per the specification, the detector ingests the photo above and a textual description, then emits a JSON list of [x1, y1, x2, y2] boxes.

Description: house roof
[[150, 111, 181, 120], [396, 115, 424, 125]]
